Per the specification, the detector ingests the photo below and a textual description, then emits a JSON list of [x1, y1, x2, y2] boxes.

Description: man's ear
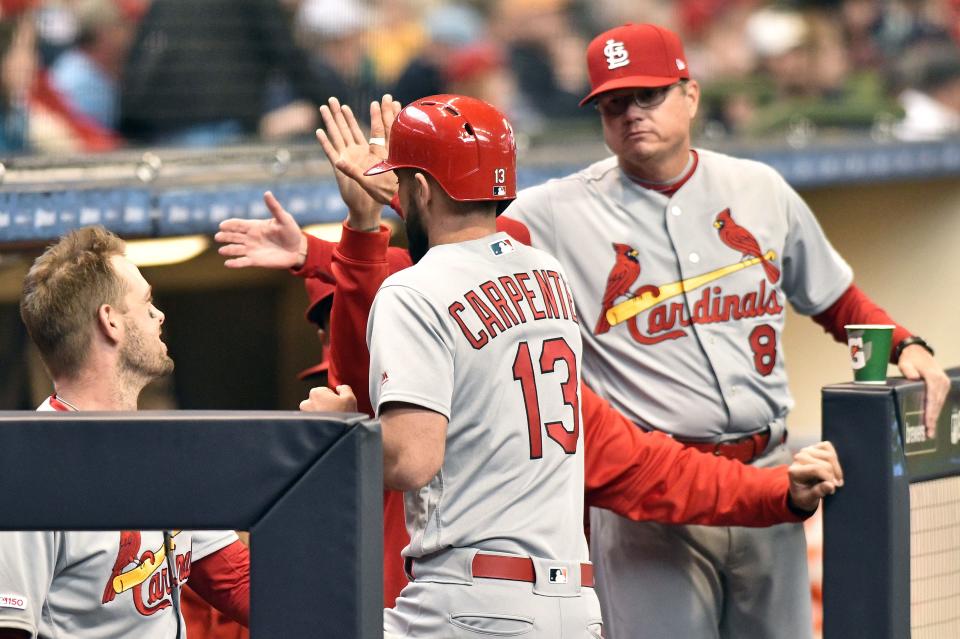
[[684, 79, 700, 119], [413, 172, 432, 210], [97, 304, 123, 344]]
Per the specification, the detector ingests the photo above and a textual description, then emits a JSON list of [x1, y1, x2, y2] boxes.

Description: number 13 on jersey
[[512, 338, 581, 459]]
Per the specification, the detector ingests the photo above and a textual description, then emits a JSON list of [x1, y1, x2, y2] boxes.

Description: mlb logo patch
[[548, 567, 568, 584], [490, 238, 515, 256], [493, 186, 507, 196]]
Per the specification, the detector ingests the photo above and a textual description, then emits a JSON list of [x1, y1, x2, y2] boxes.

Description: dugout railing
[[0, 411, 383, 638], [822, 367, 960, 639]]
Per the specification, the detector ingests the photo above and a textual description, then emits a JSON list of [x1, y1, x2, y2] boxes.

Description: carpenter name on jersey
[[448, 267, 579, 350]]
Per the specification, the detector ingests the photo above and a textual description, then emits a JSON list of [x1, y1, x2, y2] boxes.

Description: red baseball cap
[[580, 23, 690, 105], [297, 344, 330, 381], [304, 277, 335, 325]]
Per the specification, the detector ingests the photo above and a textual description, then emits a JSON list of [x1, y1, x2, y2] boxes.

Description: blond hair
[[20, 226, 127, 379]]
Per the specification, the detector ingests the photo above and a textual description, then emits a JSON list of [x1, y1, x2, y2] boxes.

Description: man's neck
[[54, 371, 141, 411], [621, 143, 694, 184], [428, 211, 497, 248]]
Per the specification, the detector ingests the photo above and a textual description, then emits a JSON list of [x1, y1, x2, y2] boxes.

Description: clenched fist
[[299, 384, 358, 413], [787, 441, 844, 513]]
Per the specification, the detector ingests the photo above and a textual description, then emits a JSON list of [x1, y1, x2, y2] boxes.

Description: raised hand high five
[[214, 95, 404, 271], [215, 191, 307, 269], [315, 95, 403, 231]]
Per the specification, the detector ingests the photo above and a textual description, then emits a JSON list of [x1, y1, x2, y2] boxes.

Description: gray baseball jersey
[[368, 231, 587, 564], [0, 399, 237, 638], [505, 149, 852, 439]]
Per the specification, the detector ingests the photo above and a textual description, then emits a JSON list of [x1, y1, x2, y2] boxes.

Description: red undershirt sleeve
[[290, 233, 337, 283], [329, 223, 412, 415], [581, 383, 803, 526], [495, 215, 532, 245], [187, 540, 250, 627], [328, 223, 413, 607], [811, 284, 912, 363]]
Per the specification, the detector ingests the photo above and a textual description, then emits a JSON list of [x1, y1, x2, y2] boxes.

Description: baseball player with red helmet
[[497, 22, 948, 639], [304, 94, 602, 637]]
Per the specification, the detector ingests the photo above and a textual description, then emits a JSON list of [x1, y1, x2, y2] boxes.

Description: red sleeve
[[187, 540, 250, 627], [290, 233, 337, 283], [811, 284, 911, 363], [496, 215, 532, 246], [581, 384, 803, 526], [328, 223, 412, 415], [326, 223, 412, 607]]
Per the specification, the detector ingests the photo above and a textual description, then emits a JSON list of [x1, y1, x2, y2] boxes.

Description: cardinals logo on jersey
[[595, 243, 660, 335], [713, 209, 780, 284], [593, 216, 784, 356], [101, 530, 191, 617]]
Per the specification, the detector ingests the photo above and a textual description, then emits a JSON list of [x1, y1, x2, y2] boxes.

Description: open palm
[[316, 95, 402, 227]]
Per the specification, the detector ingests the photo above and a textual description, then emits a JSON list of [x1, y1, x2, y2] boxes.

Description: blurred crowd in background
[[1, 0, 960, 155]]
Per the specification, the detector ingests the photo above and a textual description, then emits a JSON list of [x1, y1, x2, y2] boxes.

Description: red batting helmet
[[365, 94, 516, 204]]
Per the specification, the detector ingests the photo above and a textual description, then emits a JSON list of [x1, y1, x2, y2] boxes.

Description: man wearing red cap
[[296, 278, 335, 383], [305, 94, 603, 637], [500, 22, 948, 639]]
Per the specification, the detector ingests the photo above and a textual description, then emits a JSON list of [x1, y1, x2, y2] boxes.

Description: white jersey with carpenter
[[368, 232, 586, 563], [505, 149, 853, 439]]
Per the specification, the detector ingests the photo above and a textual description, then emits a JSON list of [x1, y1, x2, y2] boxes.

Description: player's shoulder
[[377, 252, 453, 301], [523, 242, 567, 269], [518, 155, 619, 197], [379, 262, 427, 293], [696, 148, 786, 184], [507, 157, 619, 231], [514, 156, 619, 202]]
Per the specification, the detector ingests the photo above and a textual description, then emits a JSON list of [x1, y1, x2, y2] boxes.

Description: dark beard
[[404, 199, 430, 264], [120, 318, 175, 381]]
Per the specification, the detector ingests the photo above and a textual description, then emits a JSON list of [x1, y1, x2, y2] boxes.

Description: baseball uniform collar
[[623, 150, 699, 195]]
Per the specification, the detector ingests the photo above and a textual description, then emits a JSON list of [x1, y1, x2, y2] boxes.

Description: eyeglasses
[[595, 82, 683, 117]]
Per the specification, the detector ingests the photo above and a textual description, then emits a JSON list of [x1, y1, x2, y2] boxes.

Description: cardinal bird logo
[[713, 209, 780, 284], [595, 243, 661, 334], [102, 530, 141, 604]]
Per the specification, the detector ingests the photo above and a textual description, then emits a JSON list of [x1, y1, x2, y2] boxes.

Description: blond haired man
[[1, 226, 248, 639]]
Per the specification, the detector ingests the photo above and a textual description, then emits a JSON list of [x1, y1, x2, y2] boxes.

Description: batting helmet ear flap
[[365, 95, 517, 206]]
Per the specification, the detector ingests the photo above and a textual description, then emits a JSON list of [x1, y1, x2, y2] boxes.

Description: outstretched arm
[[214, 95, 402, 273], [581, 385, 842, 525], [215, 191, 307, 270]]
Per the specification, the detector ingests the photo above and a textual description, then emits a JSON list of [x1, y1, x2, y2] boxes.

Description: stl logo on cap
[[603, 39, 630, 70]]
